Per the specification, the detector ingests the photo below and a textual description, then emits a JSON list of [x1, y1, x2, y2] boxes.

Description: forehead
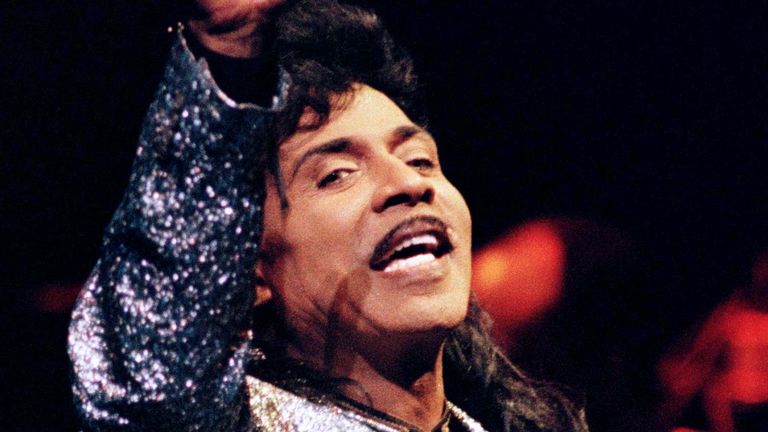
[[279, 85, 415, 159]]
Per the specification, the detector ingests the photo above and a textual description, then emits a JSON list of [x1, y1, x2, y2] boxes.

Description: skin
[[256, 85, 473, 429], [187, 0, 287, 58]]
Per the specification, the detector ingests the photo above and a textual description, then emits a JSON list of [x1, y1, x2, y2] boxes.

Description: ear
[[254, 260, 274, 306]]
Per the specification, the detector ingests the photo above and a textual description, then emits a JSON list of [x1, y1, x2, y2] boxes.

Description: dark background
[[2, 1, 768, 430]]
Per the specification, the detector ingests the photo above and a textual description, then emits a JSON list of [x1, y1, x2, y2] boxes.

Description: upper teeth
[[392, 234, 438, 255]]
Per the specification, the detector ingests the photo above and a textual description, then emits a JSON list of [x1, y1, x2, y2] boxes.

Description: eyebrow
[[391, 125, 434, 147], [291, 138, 351, 178]]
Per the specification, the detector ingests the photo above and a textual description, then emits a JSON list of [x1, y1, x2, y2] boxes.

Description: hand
[[187, 0, 288, 58]]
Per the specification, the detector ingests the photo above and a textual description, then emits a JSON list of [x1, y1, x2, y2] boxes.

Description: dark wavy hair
[[262, 1, 589, 431]]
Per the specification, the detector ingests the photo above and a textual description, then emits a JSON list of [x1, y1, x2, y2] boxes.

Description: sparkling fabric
[[68, 31, 487, 432], [68, 30, 286, 431], [245, 377, 487, 432]]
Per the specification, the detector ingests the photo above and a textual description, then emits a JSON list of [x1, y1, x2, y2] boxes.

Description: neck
[[288, 331, 449, 431]]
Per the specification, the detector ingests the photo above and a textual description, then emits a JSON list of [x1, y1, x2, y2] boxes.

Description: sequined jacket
[[67, 32, 487, 432]]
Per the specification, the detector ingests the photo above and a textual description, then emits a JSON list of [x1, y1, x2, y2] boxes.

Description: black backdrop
[[3, 1, 768, 430]]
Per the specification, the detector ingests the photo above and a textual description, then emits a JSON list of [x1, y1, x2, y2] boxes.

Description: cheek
[[285, 199, 359, 253], [267, 193, 371, 294], [443, 183, 472, 242], [286, 189, 372, 256], [442, 183, 473, 282]]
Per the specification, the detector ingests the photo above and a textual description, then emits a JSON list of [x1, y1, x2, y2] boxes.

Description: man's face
[[259, 85, 472, 355]]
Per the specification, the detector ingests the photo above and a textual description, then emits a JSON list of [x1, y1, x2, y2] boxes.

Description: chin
[[364, 287, 471, 336]]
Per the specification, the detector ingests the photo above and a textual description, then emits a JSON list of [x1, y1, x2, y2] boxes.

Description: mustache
[[369, 215, 451, 266]]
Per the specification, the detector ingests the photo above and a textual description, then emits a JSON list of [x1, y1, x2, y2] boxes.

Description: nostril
[[381, 193, 414, 210], [379, 188, 433, 211], [421, 188, 434, 204]]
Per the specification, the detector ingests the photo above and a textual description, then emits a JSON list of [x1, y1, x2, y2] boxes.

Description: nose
[[371, 156, 434, 213]]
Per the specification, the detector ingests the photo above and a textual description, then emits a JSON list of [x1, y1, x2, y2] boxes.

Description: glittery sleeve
[[67, 31, 288, 431]]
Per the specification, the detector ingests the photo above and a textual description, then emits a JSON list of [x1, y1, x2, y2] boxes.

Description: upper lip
[[369, 216, 454, 271]]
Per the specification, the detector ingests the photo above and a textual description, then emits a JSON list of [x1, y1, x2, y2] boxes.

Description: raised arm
[[68, 3, 286, 430]]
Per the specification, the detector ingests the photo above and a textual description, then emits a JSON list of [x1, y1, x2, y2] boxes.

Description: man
[[68, 1, 587, 431]]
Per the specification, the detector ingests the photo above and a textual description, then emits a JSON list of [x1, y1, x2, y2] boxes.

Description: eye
[[317, 169, 353, 188], [407, 157, 435, 172]]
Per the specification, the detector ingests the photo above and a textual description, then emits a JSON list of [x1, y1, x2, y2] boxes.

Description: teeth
[[383, 252, 436, 273], [392, 234, 438, 254]]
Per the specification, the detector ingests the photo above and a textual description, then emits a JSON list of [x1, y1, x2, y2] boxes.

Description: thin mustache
[[370, 215, 450, 264]]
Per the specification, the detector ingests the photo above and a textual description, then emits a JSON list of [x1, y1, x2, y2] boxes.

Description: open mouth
[[369, 216, 454, 273]]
